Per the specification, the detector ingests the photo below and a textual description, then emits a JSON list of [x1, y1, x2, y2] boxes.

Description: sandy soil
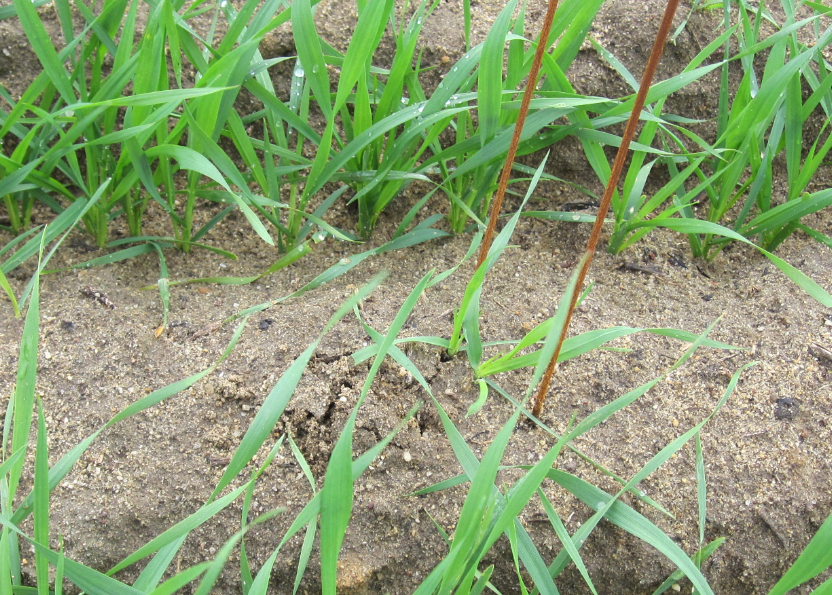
[[2, 0, 832, 593]]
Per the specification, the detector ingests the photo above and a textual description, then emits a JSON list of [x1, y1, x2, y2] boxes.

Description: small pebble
[[774, 398, 799, 420], [258, 318, 274, 331], [403, 451, 412, 463]]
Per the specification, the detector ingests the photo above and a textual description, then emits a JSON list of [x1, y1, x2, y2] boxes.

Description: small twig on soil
[[80, 286, 115, 309]]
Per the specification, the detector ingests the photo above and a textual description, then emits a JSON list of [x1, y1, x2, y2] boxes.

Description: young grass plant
[[358, 261, 746, 592], [419, 0, 607, 234], [697, 0, 832, 257], [0, 258, 429, 593], [0, 253, 273, 593], [593, 1, 832, 262], [1, 0, 289, 250], [5, 0, 832, 592]]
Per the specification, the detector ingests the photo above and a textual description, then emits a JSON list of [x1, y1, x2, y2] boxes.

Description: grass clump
[[2, 0, 832, 592]]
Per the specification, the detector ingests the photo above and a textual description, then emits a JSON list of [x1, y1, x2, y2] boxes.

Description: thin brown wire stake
[[476, 0, 561, 268], [531, 0, 681, 418]]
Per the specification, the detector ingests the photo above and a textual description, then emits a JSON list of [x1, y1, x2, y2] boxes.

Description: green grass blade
[[293, 522, 317, 595], [450, 157, 547, 356], [468, 425, 573, 589], [696, 432, 706, 547], [192, 511, 283, 595], [333, 0, 394, 113], [108, 485, 250, 575], [145, 562, 211, 595], [0, 269, 20, 318], [292, 0, 330, 119], [550, 362, 756, 591], [8, 252, 39, 504], [0, 513, 143, 595], [478, 0, 516, 146], [1, 198, 89, 275], [251, 402, 421, 594], [439, 412, 521, 593], [470, 564, 494, 595], [33, 399, 49, 595], [547, 470, 713, 593], [11, 0, 75, 103], [132, 536, 187, 593], [767, 508, 832, 595], [179, 108, 274, 244], [652, 538, 726, 595], [145, 142, 274, 246], [538, 488, 597, 594]]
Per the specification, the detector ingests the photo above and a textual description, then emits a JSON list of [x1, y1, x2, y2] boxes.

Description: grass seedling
[[477, 0, 561, 261], [515, 0, 832, 417], [1, 0, 286, 249], [0, 255, 427, 592], [594, 1, 832, 261], [531, 0, 680, 417], [423, 0, 606, 235], [698, 0, 832, 256], [0, 250, 288, 593], [368, 265, 747, 592]]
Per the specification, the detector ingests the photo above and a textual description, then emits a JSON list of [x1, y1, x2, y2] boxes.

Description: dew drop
[[368, 132, 372, 137], [438, 82, 444, 88], [418, 106, 424, 113], [571, 214, 580, 221], [464, 53, 470, 59], [597, 501, 606, 510], [219, 0, 227, 7], [538, 135, 544, 140], [294, 66, 305, 77], [417, 18, 422, 24], [629, 206, 635, 214], [340, 258, 351, 265], [452, 66, 458, 72], [312, 64, 320, 74]]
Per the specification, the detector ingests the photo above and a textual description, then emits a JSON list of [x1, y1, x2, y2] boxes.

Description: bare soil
[[2, 0, 832, 593]]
